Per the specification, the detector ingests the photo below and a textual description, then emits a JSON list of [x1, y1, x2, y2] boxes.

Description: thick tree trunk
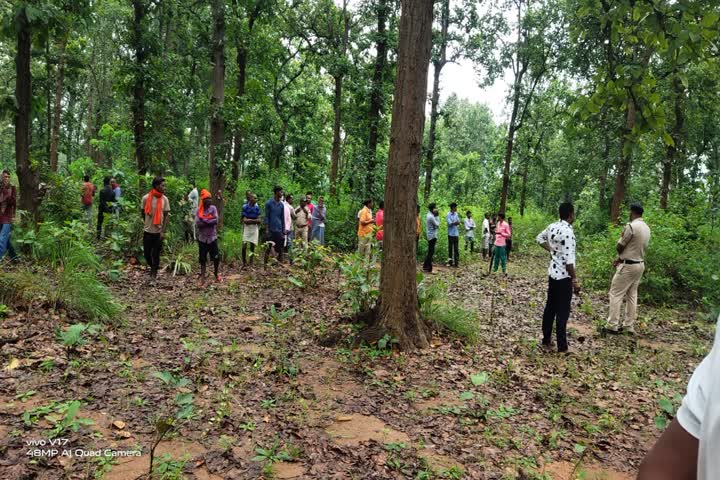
[[209, 0, 227, 228], [422, 0, 449, 201], [50, 37, 68, 172], [610, 96, 637, 223], [499, 109, 519, 213], [519, 158, 529, 217], [378, 0, 434, 350], [660, 75, 685, 210], [16, 10, 40, 221], [329, 74, 343, 198], [132, 0, 148, 179], [366, 0, 388, 197]]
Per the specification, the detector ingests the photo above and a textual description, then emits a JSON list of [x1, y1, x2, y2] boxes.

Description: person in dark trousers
[[0, 170, 18, 262], [423, 203, 440, 272], [446, 202, 461, 267], [97, 176, 115, 239], [141, 177, 170, 282], [264, 186, 286, 265], [196, 189, 222, 284], [536, 202, 579, 354], [506, 216, 513, 261]]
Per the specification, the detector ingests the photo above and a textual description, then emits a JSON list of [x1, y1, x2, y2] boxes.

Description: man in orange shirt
[[357, 199, 374, 261]]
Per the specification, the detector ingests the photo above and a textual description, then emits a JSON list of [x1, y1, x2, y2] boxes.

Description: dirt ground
[[0, 253, 713, 479]]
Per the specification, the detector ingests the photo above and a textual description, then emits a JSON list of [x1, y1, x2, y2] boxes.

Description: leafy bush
[[220, 229, 244, 264], [337, 252, 380, 313], [418, 278, 478, 343], [580, 208, 720, 306]]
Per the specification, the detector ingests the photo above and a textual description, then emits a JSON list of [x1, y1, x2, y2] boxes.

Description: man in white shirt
[[187, 183, 199, 241], [481, 213, 491, 259], [536, 202, 579, 354], [638, 316, 720, 480]]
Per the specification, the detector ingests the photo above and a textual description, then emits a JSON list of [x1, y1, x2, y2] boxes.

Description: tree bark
[[660, 74, 685, 210], [499, 94, 520, 214], [209, 0, 227, 228], [378, 0, 434, 350], [599, 128, 610, 211], [329, 73, 343, 198], [16, 9, 40, 221], [329, 0, 350, 199], [366, 0, 388, 197], [519, 157, 529, 217], [423, 0, 449, 201], [132, 0, 148, 179], [50, 36, 68, 172], [610, 95, 637, 223]]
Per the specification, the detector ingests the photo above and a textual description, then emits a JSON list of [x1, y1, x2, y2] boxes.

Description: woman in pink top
[[375, 201, 385, 248], [492, 212, 511, 274]]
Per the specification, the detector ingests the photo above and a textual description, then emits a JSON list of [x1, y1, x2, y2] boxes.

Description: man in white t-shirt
[[638, 316, 720, 479]]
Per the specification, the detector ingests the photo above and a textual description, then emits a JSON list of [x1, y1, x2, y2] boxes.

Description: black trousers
[[423, 238, 436, 272], [97, 209, 105, 239], [448, 235, 459, 266], [542, 277, 573, 352], [198, 240, 220, 265], [143, 232, 163, 275]]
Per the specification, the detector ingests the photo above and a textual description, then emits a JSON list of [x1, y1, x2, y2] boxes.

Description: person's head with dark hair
[[450, 202, 457, 212], [84, 175, 90, 182], [498, 212, 506, 221], [318, 195, 325, 206], [152, 177, 166, 193], [286, 193, 293, 205], [466, 210, 472, 218], [428, 202, 436, 212], [629, 202, 644, 219], [273, 185, 283, 200], [1, 170, 10, 186], [485, 212, 490, 219], [103, 176, 111, 186], [559, 202, 575, 223], [363, 199, 373, 207], [306, 191, 313, 203], [379, 201, 384, 209]]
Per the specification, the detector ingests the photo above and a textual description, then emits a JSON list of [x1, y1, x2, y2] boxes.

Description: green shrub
[[220, 229, 244, 264], [418, 278, 478, 343]]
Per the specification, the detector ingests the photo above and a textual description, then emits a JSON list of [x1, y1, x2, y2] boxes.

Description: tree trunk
[[660, 74, 685, 210], [16, 9, 40, 221], [378, 0, 434, 350], [132, 0, 148, 179], [50, 37, 68, 172], [231, 44, 247, 185], [519, 157, 529, 217], [329, 73, 343, 198], [499, 96, 519, 213], [610, 95, 637, 223], [366, 0, 388, 197], [209, 0, 227, 228], [599, 128, 610, 211], [422, 0, 449, 201]]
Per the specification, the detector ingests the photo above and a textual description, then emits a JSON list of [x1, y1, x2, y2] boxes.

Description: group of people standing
[[420, 204, 513, 274], [80, 175, 122, 239], [536, 201, 651, 354]]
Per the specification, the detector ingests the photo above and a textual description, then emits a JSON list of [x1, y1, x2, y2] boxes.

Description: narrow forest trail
[[0, 253, 713, 480]]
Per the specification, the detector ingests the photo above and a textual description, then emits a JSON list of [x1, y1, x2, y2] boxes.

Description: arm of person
[[617, 223, 633, 255], [637, 419, 698, 480], [536, 228, 551, 252]]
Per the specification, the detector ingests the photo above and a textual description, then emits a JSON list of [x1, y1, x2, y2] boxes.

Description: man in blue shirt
[[446, 202, 461, 267], [264, 186, 286, 264], [423, 203, 440, 273]]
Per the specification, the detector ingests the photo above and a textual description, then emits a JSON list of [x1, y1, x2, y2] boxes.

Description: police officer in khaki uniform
[[606, 202, 651, 334]]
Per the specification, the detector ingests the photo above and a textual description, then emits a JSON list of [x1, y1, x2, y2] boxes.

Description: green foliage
[[580, 208, 720, 306], [418, 279, 479, 343], [56, 323, 101, 354], [252, 436, 296, 465], [337, 252, 380, 313], [22, 400, 94, 439], [219, 229, 244, 264]]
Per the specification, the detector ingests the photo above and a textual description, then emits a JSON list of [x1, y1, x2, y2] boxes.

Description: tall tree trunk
[[329, 73, 343, 198], [16, 9, 40, 221], [660, 74, 685, 210], [45, 38, 51, 162], [231, 44, 247, 185], [132, 0, 148, 179], [499, 91, 520, 213], [610, 95, 637, 222], [209, 0, 227, 228], [366, 0, 388, 197], [50, 37, 68, 172], [422, 0, 449, 201], [378, 0, 434, 350]]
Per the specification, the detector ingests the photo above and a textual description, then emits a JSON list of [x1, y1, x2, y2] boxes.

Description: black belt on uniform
[[621, 259, 643, 265]]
